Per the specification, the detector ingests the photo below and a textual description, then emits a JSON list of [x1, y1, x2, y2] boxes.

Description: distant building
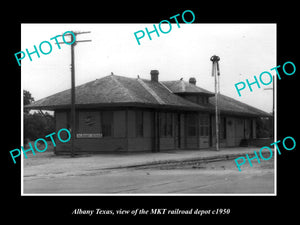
[[26, 70, 270, 153]]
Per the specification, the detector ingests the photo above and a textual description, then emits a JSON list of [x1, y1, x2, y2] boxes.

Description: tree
[[256, 117, 273, 138], [24, 90, 34, 114], [23, 90, 55, 142]]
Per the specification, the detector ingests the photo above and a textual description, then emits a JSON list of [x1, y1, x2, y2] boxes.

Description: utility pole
[[57, 31, 91, 156], [210, 55, 221, 151], [264, 75, 274, 116], [264, 75, 274, 138]]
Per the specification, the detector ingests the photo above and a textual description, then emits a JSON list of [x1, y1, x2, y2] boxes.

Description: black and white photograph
[[4, 4, 298, 221], [21, 23, 276, 195]]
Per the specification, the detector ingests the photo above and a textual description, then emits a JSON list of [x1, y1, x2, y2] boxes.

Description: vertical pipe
[[214, 62, 219, 151]]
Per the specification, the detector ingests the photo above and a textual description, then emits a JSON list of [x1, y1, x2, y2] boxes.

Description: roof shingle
[[25, 74, 270, 117], [26, 75, 207, 111]]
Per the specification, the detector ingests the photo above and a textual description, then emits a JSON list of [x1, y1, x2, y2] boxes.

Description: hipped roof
[[25, 74, 270, 117], [26, 74, 211, 111], [162, 80, 270, 117], [209, 94, 270, 117]]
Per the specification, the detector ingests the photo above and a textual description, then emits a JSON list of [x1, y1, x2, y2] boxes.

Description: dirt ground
[[22, 144, 275, 195]]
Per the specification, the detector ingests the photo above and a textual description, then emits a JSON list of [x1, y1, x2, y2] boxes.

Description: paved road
[[24, 159, 274, 194]]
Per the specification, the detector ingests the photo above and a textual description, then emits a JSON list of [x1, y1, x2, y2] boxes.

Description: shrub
[[24, 112, 55, 142]]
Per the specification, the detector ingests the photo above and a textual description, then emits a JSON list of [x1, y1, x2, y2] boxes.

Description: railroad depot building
[[26, 70, 270, 154]]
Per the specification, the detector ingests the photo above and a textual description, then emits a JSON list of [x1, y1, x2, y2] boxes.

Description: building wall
[[182, 112, 210, 149], [183, 113, 198, 149], [233, 117, 244, 146], [54, 109, 258, 153], [226, 117, 236, 147], [114, 110, 126, 138], [159, 112, 176, 150], [128, 110, 177, 151], [55, 109, 179, 153], [127, 110, 152, 151], [199, 113, 210, 149], [211, 116, 254, 147], [56, 111, 68, 130], [210, 118, 227, 148], [55, 110, 128, 153], [179, 113, 185, 149], [252, 119, 256, 138]]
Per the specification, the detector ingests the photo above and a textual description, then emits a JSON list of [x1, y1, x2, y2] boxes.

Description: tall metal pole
[[215, 63, 219, 151], [211, 55, 220, 151]]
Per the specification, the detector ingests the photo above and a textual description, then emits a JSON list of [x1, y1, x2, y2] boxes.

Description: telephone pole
[[264, 75, 274, 116], [264, 75, 274, 138], [210, 55, 221, 151], [57, 31, 91, 156]]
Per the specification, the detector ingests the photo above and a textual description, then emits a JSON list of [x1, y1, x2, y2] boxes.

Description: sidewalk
[[23, 147, 263, 179]]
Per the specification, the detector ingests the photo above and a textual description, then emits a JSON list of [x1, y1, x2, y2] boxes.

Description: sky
[[21, 23, 276, 113]]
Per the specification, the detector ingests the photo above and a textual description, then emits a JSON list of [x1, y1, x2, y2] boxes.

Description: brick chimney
[[189, 77, 196, 85], [150, 70, 159, 82]]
